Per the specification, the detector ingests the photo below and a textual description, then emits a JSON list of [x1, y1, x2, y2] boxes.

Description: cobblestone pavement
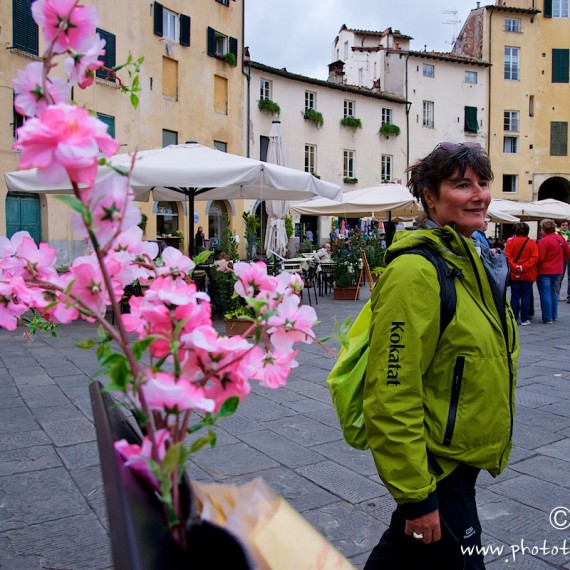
[[1, 282, 570, 569]]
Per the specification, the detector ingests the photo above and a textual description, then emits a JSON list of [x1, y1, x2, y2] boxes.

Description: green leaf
[[162, 442, 184, 476], [57, 195, 90, 218], [76, 339, 97, 350], [189, 430, 217, 453], [192, 250, 213, 265], [130, 93, 139, 109], [218, 396, 239, 417], [132, 337, 155, 360]]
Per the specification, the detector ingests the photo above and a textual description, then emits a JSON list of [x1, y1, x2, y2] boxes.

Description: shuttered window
[[464, 106, 478, 133], [97, 113, 115, 137], [154, 2, 190, 46], [207, 26, 238, 59], [12, 0, 38, 55], [96, 29, 116, 82], [552, 49, 569, 83], [551, 122, 568, 156]]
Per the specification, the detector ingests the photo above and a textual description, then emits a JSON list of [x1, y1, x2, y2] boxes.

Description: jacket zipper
[[443, 356, 465, 446], [456, 230, 516, 463]]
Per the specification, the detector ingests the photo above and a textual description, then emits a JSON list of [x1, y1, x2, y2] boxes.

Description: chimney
[[327, 60, 346, 85]]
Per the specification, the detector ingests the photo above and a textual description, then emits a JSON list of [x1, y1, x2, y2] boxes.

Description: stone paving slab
[[2, 284, 570, 568]]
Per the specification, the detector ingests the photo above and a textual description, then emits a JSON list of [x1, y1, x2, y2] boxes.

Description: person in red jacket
[[536, 218, 570, 323], [505, 222, 539, 325]]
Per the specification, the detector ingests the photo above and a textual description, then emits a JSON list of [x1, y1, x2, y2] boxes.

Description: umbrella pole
[[188, 193, 195, 257]]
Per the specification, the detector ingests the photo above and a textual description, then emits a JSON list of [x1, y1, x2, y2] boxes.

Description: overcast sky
[[244, 0, 476, 80]]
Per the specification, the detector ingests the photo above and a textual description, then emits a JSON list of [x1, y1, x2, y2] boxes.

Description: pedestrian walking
[[504, 222, 539, 326], [363, 142, 519, 569], [536, 218, 570, 323]]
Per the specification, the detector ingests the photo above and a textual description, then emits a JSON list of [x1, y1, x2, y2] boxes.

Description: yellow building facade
[[1, 0, 246, 263], [454, 0, 570, 203]]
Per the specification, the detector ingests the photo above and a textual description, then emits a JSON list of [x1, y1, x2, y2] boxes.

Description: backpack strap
[[396, 245, 459, 339]]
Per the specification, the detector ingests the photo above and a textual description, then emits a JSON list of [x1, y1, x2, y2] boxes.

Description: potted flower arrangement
[[0, 3, 330, 567], [378, 122, 401, 138], [302, 108, 324, 129], [258, 98, 280, 116], [331, 231, 364, 300]]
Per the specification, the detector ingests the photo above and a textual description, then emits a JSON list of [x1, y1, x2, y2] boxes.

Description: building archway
[[208, 200, 229, 250], [537, 177, 570, 203]]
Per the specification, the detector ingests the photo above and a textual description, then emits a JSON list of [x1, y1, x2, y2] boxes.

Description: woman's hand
[[405, 509, 441, 543]]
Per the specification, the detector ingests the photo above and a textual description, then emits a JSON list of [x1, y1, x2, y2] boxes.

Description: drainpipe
[[405, 52, 411, 178], [487, 7, 495, 157]]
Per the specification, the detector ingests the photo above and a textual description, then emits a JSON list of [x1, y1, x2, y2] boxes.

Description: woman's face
[[423, 166, 491, 237]]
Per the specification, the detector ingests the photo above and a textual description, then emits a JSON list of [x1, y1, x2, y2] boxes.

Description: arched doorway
[[6, 193, 41, 243], [253, 201, 268, 255], [537, 177, 570, 202], [208, 200, 229, 250]]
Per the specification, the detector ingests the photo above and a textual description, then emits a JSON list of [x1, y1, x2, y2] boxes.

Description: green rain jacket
[[363, 225, 519, 518]]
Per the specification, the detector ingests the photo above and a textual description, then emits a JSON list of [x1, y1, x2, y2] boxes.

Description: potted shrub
[[379, 123, 401, 138], [242, 211, 260, 260], [340, 117, 362, 131], [221, 52, 237, 66], [258, 99, 280, 116], [303, 109, 324, 129], [331, 231, 365, 300]]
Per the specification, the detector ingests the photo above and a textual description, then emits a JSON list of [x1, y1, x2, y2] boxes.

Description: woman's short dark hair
[[513, 222, 530, 237], [407, 143, 494, 211]]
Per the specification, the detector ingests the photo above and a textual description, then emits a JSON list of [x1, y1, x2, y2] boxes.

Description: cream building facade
[[333, 25, 489, 168], [453, 0, 570, 203], [1, 0, 246, 262], [247, 61, 407, 245]]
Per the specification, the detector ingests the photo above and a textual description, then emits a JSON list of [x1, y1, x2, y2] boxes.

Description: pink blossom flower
[[267, 294, 317, 352], [141, 372, 215, 414], [257, 349, 299, 389], [0, 233, 57, 281], [64, 33, 106, 88], [32, 0, 99, 54], [233, 261, 278, 298], [156, 248, 195, 277], [0, 277, 37, 330], [14, 103, 119, 187], [70, 175, 140, 249], [114, 429, 170, 491], [12, 61, 70, 118]]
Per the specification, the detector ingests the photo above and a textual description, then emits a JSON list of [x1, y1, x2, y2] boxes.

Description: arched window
[[208, 200, 228, 249], [156, 201, 179, 236]]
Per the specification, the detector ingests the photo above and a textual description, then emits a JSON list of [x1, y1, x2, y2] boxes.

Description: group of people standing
[[504, 218, 570, 325]]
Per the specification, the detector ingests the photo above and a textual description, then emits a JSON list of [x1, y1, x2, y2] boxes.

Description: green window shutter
[[12, 0, 38, 55], [96, 29, 116, 82], [229, 36, 238, 58], [544, 0, 552, 17], [464, 106, 478, 133], [550, 121, 568, 156], [154, 2, 164, 36], [179, 14, 190, 46], [552, 49, 569, 83], [207, 27, 216, 56], [97, 113, 115, 138]]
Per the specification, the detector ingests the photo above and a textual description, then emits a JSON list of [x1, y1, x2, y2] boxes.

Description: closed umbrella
[[264, 121, 290, 257]]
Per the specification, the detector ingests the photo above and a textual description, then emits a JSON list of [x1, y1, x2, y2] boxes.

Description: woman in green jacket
[[363, 142, 518, 569]]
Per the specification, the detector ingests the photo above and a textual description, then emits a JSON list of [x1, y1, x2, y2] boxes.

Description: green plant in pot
[[378, 123, 401, 138], [242, 211, 260, 260], [221, 52, 237, 66], [340, 116, 362, 131], [258, 99, 280, 116], [303, 108, 324, 129], [330, 231, 365, 296]]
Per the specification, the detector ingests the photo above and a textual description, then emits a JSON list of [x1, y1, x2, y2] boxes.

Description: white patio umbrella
[[4, 142, 342, 253], [263, 121, 290, 257], [490, 198, 570, 221], [290, 184, 421, 220]]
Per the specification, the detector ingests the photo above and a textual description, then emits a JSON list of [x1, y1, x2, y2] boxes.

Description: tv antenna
[[443, 10, 461, 45]]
